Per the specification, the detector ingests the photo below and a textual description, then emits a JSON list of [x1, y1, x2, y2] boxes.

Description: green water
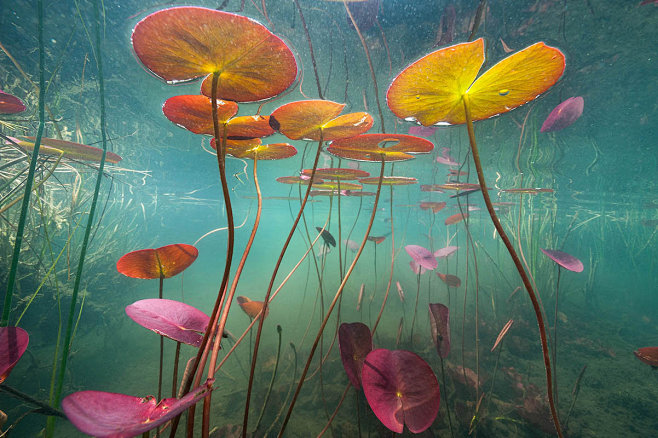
[[1, 0, 657, 436]]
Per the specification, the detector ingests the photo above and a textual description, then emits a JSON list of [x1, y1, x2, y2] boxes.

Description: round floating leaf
[[445, 212, 468, 225], [125, 299, 210, 347], [132, 7, 297, 102], [269, 100, 373, 141], [501, 187, 553, 195], [428, 304, 450, 358], [540, 96, 584, 132], [301, 167, 370, 180], [338, 322, 373, 388], [367, 235, 387, 244], [328, 134, 433, 162], [14, 136, 122, 164], [634, 347, 658, 367], [237, 296, 269, 319], [162, 95, 237, 135], [540, 248, 584, 273], [361, 349, 441, 434], [359, 176, 417, 186], [224, 115, 275, 139], [117, 244, 198, 279], [0, 326, 29, 384], [0, 90, 26, 114], [312, 181, 363, 191], [420, 201, 446, 213], [387, 38, 565, 126], [405, 245, 437, 270], [62, 379, 213, 438], [227, 141, 297, 160], [276, 175, 323, 185]]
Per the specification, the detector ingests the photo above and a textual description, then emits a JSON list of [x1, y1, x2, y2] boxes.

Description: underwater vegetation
[[1, 0, 657, 437]]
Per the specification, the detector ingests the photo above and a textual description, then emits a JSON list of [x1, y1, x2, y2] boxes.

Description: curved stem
[[242, 138, 324, 436], [253, 324, 283, 434], [462, 94, 563, 438], [277, 158, 386, 437]]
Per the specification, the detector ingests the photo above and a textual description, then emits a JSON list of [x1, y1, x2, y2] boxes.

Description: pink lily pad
[[540, 248, 584, 273], [125, 299, 210, 347], [0, 90, 26, 114], [409, 260, 428, 275], [338, 322, 373, 389], [361, 349, 440, 433], [428, 304, 450, 358], [540, 96, 584, 132], [434, 245, 458, 259], [408, 125, 437, 138], [0, 326, 29, 384], [62, 379, 213, 438], [405, 245, 437, 270]]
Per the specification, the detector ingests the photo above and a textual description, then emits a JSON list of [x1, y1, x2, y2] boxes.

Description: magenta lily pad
[[125, 299, 210, 347], [338, 322, 373, 388], [428, 303, 450, 358], [434, 245, 458, 259], [405, 245, 437, 270], [361, 349, 440, 433], [0, 326, 29, 383], [409, 261, 428, 275], [62, 379, 213, 438], [540, 96, 584, 132], [540, 248, 584, 272], [0, 90, 26, 114]]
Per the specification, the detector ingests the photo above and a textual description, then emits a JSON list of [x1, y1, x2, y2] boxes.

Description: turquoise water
[[1, 0, 657, 436]]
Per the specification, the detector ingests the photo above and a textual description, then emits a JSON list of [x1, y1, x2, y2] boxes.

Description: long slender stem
[[462, 95, 563, 438], [277, 159, 386, 437], [553, 267, 562, 411], [253, 324, 283, 434]]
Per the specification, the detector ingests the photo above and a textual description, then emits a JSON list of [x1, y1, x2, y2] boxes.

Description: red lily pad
[[328, 134, 433, 162], [338, 322, 373, 388], [436, 272, 461, 288], [405, 245, 437, 270], [132, 7, 297, 102], [125, 299, 210, 347], [237, 296, 269, 319], [428, 304, 450, 358], [301, 167, 370, 180], [116, 244, 198, 279], [269, 100, 373, 141], [420, 201, 446, 213], [219, 139, 297, 160], [0, 90, 26, 114], [540, 96, 584, 132], [13, 136, 122, 164], [62, 379, 213, 438], [0, 326, 29, 384], [540, 248, 584, 273], [634, 347, 658, 367], [361, 349, 441, 433], [445, 212, 468, 225]]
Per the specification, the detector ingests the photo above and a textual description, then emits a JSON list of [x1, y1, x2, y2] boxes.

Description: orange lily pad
[[269, 100, 373, 141], [116, 244, 198, 279], [237, 296, 269, 319], [420, 201, 446, 213], [436, 182, 482, 191], [276, 175, 324, 185], [359, 176, 417, 186], [162, 95, 237, 135], [501, 188, 554, 195], [302, 168, 370, 180], [328, 134, 433, 162], [387, 38, 565, 126], [313, 181, 363, 191], [227, 141, 297, 160], [445, 212, 468, 225], [13, 136, 122, 164], [132, 7, 297, 102]]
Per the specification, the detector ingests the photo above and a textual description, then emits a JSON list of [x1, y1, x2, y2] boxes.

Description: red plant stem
[[553, 266, 562, 410], [462, 95, 563, 438], [277, 158, 386, 437], [158, 275, 164, 402], [202, 156, 263, 438], [172, 341, 181, 398], [242, 137, 325, 436]]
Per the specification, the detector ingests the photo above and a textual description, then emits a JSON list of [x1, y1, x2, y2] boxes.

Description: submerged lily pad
[[116, 244, 198, 279], [0, 326, 29, 384]]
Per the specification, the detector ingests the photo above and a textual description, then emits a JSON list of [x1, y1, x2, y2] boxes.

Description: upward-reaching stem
[[461, 94, 563, 438]]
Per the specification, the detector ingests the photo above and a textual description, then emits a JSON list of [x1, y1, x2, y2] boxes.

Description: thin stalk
[[277, 159, 386, 437], [158, 276, 164, 402], [552, 266, 562, 411], [462, 94, 563, 438], [439, 355, 455, 438], [172, 341, 181, 398], [253, 324, 283, 434]]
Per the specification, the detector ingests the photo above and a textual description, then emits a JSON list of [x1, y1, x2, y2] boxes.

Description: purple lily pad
[[338, 322, 373, 388], [405, 245, 437, 270], [428, 303, 450, 358], [540, 96, 584, 132], [540, 248, 584, 273], [0, 90, 26, 114], [408, 125, 437, 138], [434, 245, 458, 259], [62, 379, 213, 438], [409, 261, 428, 275], [125, 299, 210, 347], [361, 349, 440, 434], [0, 326, 29, 383]]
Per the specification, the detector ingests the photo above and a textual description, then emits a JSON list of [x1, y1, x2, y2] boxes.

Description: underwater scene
[[1, 0, 657, 437]]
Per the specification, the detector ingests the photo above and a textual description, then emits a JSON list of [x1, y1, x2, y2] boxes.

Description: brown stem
[[277, 158, 386, 437], [242, 138, 324, 436], [171, 341, 181, 398], [462, 95, 563, 438], [292, 0, 323, 99]]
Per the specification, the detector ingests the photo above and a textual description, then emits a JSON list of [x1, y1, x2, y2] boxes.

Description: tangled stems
[[462, 95, 563, 438]]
